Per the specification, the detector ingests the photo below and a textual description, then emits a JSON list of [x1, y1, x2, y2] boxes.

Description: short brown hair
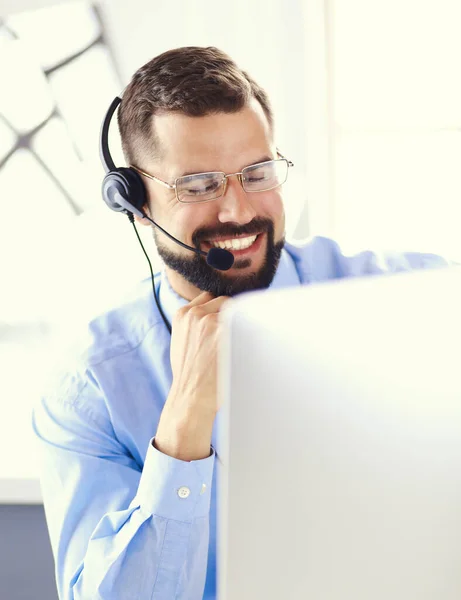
[[117, 46, 273, 166]]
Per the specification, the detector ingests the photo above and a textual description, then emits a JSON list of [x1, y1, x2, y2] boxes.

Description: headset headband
[[99, 96, 122, 173]]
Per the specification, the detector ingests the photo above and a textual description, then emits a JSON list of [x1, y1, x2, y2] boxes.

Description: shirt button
[[177, 486, 191, 499], [200, 484, 207, 495]]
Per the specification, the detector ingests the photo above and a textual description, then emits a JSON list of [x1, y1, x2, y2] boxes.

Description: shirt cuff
[[134, 436, 215, 521]]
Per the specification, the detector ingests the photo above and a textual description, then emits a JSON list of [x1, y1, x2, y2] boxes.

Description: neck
[[164, 266, 204, 302]]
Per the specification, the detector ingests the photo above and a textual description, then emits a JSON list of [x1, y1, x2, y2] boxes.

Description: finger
[[187, 291, 216, 307], [186, 291, 230, 309], [191, 295, 231, 315]]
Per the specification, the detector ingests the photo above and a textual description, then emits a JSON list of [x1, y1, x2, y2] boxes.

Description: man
[[32, 47, 451, 600]]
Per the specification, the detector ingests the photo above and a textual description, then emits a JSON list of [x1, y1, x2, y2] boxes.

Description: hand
[[154, 292, 230, 461]]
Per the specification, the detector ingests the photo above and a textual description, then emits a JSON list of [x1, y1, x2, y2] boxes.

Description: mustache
[[192, 217, 274, 246]]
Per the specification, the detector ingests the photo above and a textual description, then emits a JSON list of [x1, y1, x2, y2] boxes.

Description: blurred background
[[0, 0, 460, 597]]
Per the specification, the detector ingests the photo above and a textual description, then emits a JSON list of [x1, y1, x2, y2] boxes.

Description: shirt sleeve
[[333, 240, 457, 277], [32, 374, 215, 600]]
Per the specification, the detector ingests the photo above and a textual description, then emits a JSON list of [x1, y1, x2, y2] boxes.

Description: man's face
[[139, 98, 286, 299]]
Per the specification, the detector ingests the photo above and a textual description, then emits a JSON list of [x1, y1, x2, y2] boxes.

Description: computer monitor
[[216, 265, 461, 600]]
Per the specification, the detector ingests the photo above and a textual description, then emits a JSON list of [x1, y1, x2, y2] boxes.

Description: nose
[[217, 175, 257, 225]]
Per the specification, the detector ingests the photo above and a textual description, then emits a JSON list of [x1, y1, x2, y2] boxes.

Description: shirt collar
[[158, 247, 301, 329]]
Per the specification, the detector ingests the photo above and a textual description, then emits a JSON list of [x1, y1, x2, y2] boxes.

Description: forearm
[[155, 388, 216, 462]]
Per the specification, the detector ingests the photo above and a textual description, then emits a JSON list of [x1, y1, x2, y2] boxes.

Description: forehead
[[151, 98, 273, 176]]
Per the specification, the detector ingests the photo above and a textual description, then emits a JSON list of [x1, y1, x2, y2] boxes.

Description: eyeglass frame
[[130, 149, 294, 204]]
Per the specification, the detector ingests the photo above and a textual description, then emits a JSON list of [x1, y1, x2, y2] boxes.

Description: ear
[[134, 204, 152, 226], [134, 213, 151, 226]]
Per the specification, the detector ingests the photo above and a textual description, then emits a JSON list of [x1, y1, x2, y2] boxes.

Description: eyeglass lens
[[176, 159, 289, 203]]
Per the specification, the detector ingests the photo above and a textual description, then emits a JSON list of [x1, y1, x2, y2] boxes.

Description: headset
[[99, 96, 235, 334]]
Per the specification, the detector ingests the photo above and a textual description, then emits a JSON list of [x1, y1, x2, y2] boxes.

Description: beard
[[153, 216, 285, 297]]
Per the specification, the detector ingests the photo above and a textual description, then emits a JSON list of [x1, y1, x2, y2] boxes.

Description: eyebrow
[[178, 156, 273, 178]]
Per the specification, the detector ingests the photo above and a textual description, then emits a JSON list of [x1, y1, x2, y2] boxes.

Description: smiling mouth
[[202, 233, 264, 256]]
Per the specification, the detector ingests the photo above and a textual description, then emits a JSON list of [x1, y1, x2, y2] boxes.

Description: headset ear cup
[[102, 167, 147, 215], [120, 167, 148, 212]]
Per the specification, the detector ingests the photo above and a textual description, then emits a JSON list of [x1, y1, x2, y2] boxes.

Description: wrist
[[153, 436, 212, 462], [154, 403, 215, 462]]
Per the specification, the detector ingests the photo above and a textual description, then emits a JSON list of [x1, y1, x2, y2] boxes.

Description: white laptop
[[216, 265, 461, 600]]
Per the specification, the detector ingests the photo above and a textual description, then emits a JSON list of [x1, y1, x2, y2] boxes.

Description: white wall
[[326, 0, 461, 260]]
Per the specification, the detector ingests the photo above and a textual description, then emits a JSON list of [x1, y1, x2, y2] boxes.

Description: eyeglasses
[[131, 151, 294, 204]]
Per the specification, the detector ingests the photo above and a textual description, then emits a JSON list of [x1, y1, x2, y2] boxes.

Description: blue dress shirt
[[32, 236, 451, 600]]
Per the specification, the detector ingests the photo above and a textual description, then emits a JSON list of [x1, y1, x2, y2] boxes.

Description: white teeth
[[211, 234, 257, 250]]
